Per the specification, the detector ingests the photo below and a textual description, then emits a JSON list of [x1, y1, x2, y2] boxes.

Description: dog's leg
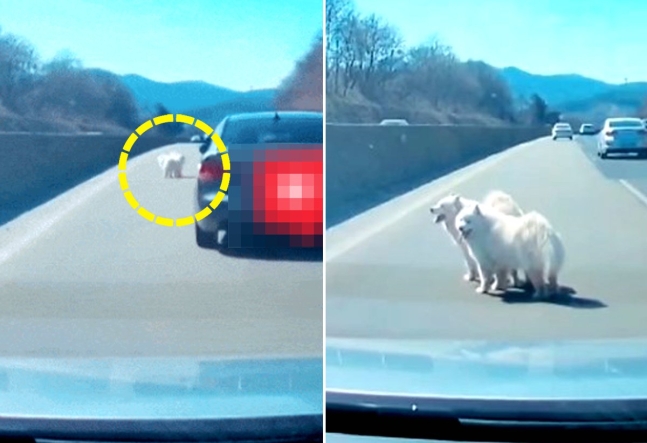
[[519, 270, 534, 291], [547, 272, 559, 296], [475, 265, 493, 294], [526, 269, 547, 300], [510, 269, 521, 287], [492, 268, 509, 291], [461, 244, 479, 282]]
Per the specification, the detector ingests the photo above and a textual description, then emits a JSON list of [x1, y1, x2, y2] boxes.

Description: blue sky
[[354, 0, 646, 84], [0, 0, 322, 91]]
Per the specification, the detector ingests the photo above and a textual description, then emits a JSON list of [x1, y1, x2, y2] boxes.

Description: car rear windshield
[[221, 117, 323, 145], [555, 124, 570, 129], [609, 120, 644, 129]]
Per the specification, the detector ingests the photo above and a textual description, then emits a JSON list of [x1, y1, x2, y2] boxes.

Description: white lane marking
[[0, 144, 182, 266], [619, 179, 647, 208], [326, 138, 544, 262]]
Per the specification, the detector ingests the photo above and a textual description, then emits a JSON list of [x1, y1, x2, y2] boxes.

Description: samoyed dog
[[454, 203, 565, 300], [157, 151, 185, 178], [429, 191, 525, 286]]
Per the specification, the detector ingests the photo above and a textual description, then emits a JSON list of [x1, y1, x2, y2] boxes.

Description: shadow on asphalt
[[210, 232, 323, 262], [497, 285, 607, 309], [217, 246, 323, 262], [605, 157, 647, 161]]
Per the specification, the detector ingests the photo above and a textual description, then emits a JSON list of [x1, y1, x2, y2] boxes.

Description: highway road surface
[[327, 135, 647, 341], [0, 143, 322, 358]]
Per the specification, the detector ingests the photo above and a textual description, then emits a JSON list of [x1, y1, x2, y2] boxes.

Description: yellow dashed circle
[[118, 114, 230, 227]]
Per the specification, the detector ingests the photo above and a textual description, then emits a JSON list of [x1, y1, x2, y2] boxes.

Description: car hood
[[326, 338, 647, 400], [0, 356, 322, 419]]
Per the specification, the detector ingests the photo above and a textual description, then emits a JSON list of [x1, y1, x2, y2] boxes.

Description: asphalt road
[[326, 135, 647, 340], [0, 143, 322, 358]]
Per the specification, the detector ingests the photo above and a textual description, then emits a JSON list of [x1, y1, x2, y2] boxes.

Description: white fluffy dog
[[157, 151, 185, 178], [429, 191, 525, 285], [454, 203, 565, 300]]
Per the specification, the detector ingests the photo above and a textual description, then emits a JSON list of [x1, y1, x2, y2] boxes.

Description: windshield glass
[[1, 0, 324, 432], [609, 119, 644, 128], [324, 0, 647, 421], [221, 116, 323, 145]]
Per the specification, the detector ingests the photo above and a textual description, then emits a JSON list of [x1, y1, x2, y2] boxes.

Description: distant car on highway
[[551, 122, 573, 140], [190, 134, 204, 142], [195, 111, 323, 250], [579, 123, 596, 135], [597, 117, 647, 159], [379, 119, 408, 126]]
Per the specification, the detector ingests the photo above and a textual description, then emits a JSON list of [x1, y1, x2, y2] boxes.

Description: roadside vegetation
[[325, 0, 558, 126], [275, 34, 323, 112], [0, 26, 143, 134]]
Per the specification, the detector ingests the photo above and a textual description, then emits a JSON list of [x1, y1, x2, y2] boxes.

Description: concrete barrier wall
[[0, 133, 175, 225], [326, 124, 549, 226]]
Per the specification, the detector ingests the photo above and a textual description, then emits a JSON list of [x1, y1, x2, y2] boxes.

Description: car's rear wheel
[[600, 152, 608, 159], [196, 224, 219, 249]]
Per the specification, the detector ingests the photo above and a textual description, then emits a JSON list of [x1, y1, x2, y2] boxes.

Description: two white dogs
[[430, 191, 565, 300], [157, 151, 185, 178], [429, 191, 525, 285]]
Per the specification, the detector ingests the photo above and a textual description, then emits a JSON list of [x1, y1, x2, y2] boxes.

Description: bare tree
[[326, 0, 355, 94], [275, 35, 323, 112], [0, 30, 39, 109], [326, 1, 521, 125]]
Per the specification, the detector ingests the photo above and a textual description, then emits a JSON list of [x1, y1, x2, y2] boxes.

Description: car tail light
[[198, 161, 224, 182], [605, 130, 615, 136], [252, 146, 323, 240]]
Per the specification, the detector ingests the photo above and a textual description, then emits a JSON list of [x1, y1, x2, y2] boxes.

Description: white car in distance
[[552, 123, 573, 140], [597, 117, 647, 159], [379, 119, 409, 126]]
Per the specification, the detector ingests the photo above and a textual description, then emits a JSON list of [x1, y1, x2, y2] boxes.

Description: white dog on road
[[429, 190, 525, 285], [454, 203, 565, 300], [157, 151, 185, 178]]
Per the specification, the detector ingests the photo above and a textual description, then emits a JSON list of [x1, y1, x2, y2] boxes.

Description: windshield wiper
[[0, 414, 322, 442], [327, 390, 647, 442]]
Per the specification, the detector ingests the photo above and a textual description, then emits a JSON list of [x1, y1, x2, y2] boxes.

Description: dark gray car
[[194, 111, 323, 250]]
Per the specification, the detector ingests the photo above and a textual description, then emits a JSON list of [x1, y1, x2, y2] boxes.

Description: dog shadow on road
[[494, 285, 607, 309]]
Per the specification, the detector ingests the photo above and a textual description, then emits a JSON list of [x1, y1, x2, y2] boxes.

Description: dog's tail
[[519, 211, 565, 279], [157, 154, 167, 168], [482, 190, 524, 217]]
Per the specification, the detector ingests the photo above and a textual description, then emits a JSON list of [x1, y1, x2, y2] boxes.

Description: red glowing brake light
[[198, 161, 224, 182]]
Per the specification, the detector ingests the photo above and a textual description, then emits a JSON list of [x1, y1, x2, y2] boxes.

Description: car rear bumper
[[195, 192, 323, 247], [553, 133, 573, 138], [601, 147, 647, 154], [195, 192, 229, 232]]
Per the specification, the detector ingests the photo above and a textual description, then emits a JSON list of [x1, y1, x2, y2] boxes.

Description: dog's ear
[[474, 204, 482, 215]]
